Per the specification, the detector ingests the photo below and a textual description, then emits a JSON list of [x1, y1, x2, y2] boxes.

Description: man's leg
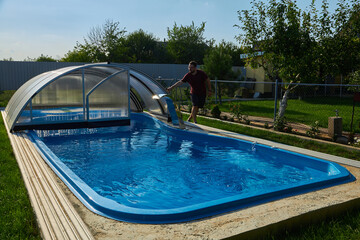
[[191, 106, 199, 123]]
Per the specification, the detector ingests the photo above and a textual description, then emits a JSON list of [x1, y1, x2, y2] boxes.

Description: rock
[[335, 136, 348, 144]]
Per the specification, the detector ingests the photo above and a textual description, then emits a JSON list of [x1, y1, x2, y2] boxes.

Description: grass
[[212, 96, 360, 133], [0, 90, 16, 107]]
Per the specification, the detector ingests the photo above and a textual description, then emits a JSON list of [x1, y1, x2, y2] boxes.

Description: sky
[[0, 0, 339, 61]]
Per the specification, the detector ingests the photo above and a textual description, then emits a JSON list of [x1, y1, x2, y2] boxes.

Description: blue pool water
[[30, 113, 354, 223]]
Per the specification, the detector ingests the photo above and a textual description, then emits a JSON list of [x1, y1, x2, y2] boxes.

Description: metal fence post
[[340, 74, 343, 98], [274, 79, 279, 121], [215, 77, 218, 104]]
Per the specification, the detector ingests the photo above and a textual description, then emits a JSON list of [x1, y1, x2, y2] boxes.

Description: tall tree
[[202, 41, 236, 102], [167, 21, 211, 64], [63, 19, 128, 63], [236, 0, 318, 121], [333, 0, 360, 77], [202, 41, 234, 79], [124, 29, 159, 63]]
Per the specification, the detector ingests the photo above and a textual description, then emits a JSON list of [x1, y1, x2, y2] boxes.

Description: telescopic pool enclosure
[[5, 63, 178, 131]]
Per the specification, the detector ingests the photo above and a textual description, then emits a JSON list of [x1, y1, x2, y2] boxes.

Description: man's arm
[[167, 80, 184, 92], [206, 77, 212, 96]]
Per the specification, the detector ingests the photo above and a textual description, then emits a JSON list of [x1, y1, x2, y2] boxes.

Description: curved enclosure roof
[[5, 63, 170, 131]]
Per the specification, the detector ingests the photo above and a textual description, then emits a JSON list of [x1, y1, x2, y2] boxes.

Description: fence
[[158, 78, 360, 134], [0, 61, 189, 91]]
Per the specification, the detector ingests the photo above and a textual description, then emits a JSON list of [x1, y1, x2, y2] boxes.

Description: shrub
[[274, 116, 288, 132], [211, 105, 221, 118], [306, 121, 320, 138], [230, 103, 243, 120]]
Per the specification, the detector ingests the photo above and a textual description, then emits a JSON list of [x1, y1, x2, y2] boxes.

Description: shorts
[[190, 94, 206, 108]]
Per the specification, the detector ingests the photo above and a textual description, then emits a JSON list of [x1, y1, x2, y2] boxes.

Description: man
[[167, 61, 212, 123]]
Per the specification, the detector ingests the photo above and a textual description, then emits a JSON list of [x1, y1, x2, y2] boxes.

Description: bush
[[306, 121, 320, 138], [230, 103, 243, 120], [211, 105, 221, 118], [274, 116, 291, 132]]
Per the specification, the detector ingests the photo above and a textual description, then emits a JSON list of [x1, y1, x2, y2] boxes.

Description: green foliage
[[306, 120, 321, 138], [229, 103, 243, 120], [202, 41, 241, 103], [236, 0, 318, 83], [61, 48, 93, 62], [166, 21, 211, 64], [236, 0, 360, 84], [35, 54, 57, 62], [125, 29, 160, 63], [210, 105, 221, 118], [62, 19, 128, 63], [274, 116, 292, 133], [202, 41, 234, 79], [347, 70, 360, 92], [0, 90, 16, 107]]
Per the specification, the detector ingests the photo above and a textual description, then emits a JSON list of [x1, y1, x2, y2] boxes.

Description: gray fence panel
[[0, 61, 192, 91], [0, 61, 85, 90]]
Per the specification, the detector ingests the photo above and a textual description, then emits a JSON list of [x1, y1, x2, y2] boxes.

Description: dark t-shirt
[[181, 70, 208, 96]]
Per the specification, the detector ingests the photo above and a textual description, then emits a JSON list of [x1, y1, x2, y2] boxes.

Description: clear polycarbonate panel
[[16, 102, 31, 124], [6, 69, 71, 129], [30, 70, 84, 123], [88, 70, 129, 120], [84, 67, 114, 94], [130, 71, 165, 96], [130, 87, 145, 112], [129, 75, 164, 115]]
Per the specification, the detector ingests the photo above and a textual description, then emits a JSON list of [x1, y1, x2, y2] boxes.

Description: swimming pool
[[29, 113, 354, 223]]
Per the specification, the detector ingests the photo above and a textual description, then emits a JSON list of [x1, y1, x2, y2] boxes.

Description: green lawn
[[214, 96, 360, 133]]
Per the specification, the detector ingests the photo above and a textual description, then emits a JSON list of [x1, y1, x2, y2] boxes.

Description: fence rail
[[159, 78, 360, 134]]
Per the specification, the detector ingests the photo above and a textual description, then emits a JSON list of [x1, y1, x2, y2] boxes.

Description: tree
[[63, 19, 128, 63], [202, 41, 237, 102], [333, 1, 360, 77], [167, 21, 212, 64], [61, 47, 92, 62], [35, 54, 57, 62], [124, 29, 159, 63], [347, 70, 360, 133], [2, 57, 14, 61], [236, 0, 319, 122]]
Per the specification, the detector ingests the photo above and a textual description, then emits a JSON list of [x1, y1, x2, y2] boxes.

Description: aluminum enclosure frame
[[5, 63, 170, 131]]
